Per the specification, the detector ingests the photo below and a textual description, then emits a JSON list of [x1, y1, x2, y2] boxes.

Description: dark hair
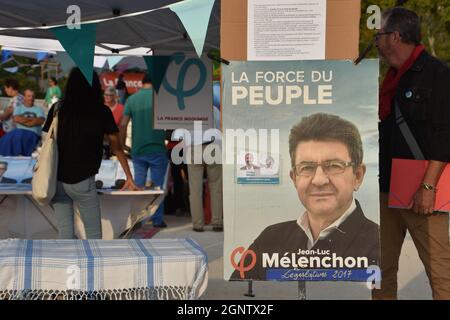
[[4, 78, 19, 91], [58, 68, 103, 143], [142, 74, 152, 85], [50, 77, 58, 85], [289, 113, 363, 168], [62, 67, 103, 110], [382, 7, 421, 45], [0, 161, 8, 169]]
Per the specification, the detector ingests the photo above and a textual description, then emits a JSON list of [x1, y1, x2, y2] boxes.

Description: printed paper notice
[[247, 0, 326, 60]]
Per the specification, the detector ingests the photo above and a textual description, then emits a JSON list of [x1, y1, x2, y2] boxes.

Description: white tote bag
[[32, 106, 59, 206]]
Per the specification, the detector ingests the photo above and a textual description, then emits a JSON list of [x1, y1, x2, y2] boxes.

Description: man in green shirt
[[120, 74, 168, 227]]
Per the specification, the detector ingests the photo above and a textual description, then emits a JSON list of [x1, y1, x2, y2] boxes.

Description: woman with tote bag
[[42, 68, 139, 239]]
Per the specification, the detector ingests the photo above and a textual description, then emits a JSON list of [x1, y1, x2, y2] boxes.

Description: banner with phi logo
[[223, 60, 381, 286], [154, 53, 213, 130]]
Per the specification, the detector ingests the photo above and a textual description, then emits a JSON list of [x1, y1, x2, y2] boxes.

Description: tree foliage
[[360, 0, 450, 64], [0, 54, 44, 98]]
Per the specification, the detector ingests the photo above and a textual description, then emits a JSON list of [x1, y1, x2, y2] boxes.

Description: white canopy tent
[[0, 0, 220, 56], [0, 35, 152, 56], [0, 46, 56, 56], [0, 35, 152, 74], [0, 1, 223, 241]]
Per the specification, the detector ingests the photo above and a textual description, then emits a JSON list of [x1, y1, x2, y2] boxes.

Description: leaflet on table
[[0, 156, 35, 185], [96, 160, 141, 189], [95, 160, 118, 188], [115, 160, 134, 182], [0, 157, 138, 191]]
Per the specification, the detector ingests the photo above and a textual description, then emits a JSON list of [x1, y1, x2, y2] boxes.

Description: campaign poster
[[154, 54, 213, 130], [223, 60, 380, 283], [0, 157, 35, 187]]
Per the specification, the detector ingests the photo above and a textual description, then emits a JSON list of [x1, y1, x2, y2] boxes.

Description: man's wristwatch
[[421, 182, 437, 192]]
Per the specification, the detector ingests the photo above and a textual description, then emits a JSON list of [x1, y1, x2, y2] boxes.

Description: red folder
[[389, 159, 450, 212]]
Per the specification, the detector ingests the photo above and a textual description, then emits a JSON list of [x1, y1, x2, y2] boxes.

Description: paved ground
[[154, 215, 432, 300]]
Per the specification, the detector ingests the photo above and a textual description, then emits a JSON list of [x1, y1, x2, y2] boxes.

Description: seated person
[[0, 89, 45, 156]]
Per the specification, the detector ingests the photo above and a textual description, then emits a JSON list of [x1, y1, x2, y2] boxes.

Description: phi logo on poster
[[231, 247, 257, 279], [163, 53, 207, 111]]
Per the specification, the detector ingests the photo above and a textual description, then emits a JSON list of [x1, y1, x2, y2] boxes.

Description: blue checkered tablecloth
[[0, 238, 208, 300]]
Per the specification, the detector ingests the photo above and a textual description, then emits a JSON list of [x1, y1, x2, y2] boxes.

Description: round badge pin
[[405, 90, 413, 99]]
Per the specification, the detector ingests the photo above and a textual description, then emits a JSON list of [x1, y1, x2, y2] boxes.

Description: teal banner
[[169, 0, 215, 57], [143, 56, 172, 93], [107, 56, 123, 69], [51, 24, 96, 85]]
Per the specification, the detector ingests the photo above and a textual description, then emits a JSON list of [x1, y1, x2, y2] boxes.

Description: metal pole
[[298, 281, 306, 300], [244, 280, 255, 297]]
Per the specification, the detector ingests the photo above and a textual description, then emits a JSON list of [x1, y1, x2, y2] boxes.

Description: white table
[[0, 156, 169, 239], [0, 188, 165, 239]]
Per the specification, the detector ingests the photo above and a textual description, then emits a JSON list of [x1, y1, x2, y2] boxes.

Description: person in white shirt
[[172, 123, 223, 232], [0, 89, 45, 156]]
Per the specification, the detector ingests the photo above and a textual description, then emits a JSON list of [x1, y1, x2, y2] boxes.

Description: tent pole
[[96, 43, 116, 52], [0, 9, 41, 26], [120, 35, 184, 52], [129, 16, 181, 37]]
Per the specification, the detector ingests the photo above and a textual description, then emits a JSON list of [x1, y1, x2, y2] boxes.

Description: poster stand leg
[[24, 196, 58, 232], [244, 280, 255, 297], [241, 280, 307, 299], [0, 195, 8, 205], [298, 281, 307, 300]]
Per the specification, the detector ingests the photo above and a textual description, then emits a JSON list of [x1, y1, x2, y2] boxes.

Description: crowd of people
[[0, 68, 223, 239], [0, 77, 64, 156]]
